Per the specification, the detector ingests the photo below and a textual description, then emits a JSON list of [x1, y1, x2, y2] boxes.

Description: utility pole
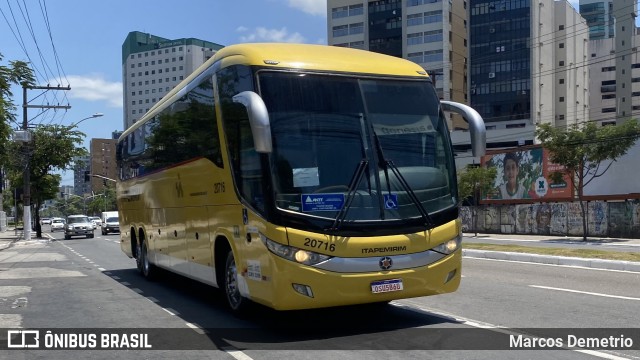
[[21, 85, 70, 240]]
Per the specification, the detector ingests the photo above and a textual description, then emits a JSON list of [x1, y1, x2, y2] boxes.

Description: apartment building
[[326, 0, 469, 130], [121, 31, 224, 130]]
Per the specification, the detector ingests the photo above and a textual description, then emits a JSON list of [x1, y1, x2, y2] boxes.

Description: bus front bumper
[[247, 249, 461, 311]]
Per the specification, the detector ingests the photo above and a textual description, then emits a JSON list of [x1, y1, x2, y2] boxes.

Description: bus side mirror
[[232, 91, 273, 153], [440, 101, 486, 157]]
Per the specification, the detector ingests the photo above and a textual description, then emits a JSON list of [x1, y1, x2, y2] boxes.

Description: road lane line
[[464, 256, 640, 274], [220, 347, 255, 360], [393, 301, 631, 359], [530, 285, 640, 301]]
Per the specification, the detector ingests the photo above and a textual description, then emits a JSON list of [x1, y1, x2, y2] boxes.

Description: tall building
[[73, 155, 91, 196], [588, 31, 640, 126], [89, 138, 118, 194], [460, 0, 589, 162], [122, 31, 224, 130], [579, 0, 614, 40], [326, 0, 469, 130]]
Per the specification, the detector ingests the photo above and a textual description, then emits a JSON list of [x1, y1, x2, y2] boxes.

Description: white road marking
[[185, 322, 206, 334], [0, 314, 22, 328], [393, 301, 631, 360], [162, 308, 177, 316], [220, 347, 255, 360], [464, 256, 639, 274], [530, 285, 640, 301], [0, 267, 86, 279]]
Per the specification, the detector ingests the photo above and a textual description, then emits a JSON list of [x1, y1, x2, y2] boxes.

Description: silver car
[[64, 215, 95, 239]]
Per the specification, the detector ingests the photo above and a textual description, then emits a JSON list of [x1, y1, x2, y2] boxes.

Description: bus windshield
[[259, 71, 456, 225]]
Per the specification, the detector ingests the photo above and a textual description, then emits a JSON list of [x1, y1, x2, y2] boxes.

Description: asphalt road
[[0, 230, 638, 359]]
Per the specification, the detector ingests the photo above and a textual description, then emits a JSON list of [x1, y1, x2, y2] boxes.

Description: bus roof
[[121, 43, 431, 139], [212, 43, 430, 78]]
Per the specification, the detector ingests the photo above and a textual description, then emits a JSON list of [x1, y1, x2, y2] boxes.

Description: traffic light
[[84, 170, 90, 182]]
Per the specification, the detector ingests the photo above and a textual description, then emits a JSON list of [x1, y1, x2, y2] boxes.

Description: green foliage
[[536, 120, 640, 239], [457, 165, 497, 204], [536, 120, 640, 189], [0, 53, 35, 168]]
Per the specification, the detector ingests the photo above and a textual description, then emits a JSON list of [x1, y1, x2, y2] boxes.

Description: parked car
[[64, 215, 94, 240], [50, 218, 65, 232]]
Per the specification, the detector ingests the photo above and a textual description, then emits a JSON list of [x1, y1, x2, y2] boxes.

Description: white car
[[89, 216, 102, 229], [50, 218, 65, 232]]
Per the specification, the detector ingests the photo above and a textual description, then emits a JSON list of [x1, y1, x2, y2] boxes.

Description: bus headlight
[[260, 234, 332, 266], [433, 234, 462, 255]]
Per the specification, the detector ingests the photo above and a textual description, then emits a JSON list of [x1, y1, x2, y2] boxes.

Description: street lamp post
[[71, 113, 104, 128]]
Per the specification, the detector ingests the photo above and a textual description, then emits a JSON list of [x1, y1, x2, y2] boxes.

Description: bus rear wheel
[[141, 240, 156, 280], [224, 250, 249, 313]]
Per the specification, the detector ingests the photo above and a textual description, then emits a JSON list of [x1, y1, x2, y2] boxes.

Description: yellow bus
[[117, 43, 485, 313]]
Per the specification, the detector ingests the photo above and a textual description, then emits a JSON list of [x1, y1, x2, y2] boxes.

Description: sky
[[0, 0, 328, 185], [0, 0, 598, 186]]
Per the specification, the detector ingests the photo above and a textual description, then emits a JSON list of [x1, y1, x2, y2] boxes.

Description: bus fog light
[[292, 283, 314, 298], [445, 269, 457, 283]]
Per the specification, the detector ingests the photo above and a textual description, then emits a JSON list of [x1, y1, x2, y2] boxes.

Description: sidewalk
[[463, 232, 640, 272], [0, 227, 36, 251]]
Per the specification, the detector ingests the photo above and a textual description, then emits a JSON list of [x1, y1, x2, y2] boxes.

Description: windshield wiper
[[327, 159, 368, 232], [372, 132, 434, 229]]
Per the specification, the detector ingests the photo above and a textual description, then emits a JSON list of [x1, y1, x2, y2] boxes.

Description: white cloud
[[236, 26, 249, 32], [239, 27, 306, 43], [287, 0, 326, 16], [56, 75, 122, 108]]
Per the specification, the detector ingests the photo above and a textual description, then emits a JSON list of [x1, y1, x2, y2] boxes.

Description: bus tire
[[141, 240, 156, 280], [224, 250, 249, 314], [135, 240, 143, 273]]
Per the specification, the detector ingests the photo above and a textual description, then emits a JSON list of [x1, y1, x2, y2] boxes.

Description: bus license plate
[[371, 279, 403, 294]]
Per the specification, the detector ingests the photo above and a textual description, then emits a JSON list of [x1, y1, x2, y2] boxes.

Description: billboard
[[480, 147, 573, 202]]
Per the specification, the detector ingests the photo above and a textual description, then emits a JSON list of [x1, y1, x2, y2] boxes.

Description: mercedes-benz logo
[[379, 256, 393, 270]]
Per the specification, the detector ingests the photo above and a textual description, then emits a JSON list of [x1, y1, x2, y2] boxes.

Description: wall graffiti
[[588, 202, 607, 236], [460, 200, 640, 239]]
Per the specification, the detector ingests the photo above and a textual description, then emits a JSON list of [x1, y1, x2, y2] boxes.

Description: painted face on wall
[[504, 158, 519, 188]]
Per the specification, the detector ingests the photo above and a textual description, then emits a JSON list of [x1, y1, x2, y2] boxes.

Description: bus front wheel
[[224, 250, 249, 313]]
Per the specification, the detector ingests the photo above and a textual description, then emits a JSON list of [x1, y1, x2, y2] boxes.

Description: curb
[[463, 249, 640, 273]]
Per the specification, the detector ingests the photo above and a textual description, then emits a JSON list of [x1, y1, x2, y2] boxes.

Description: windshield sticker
[[293, 167, 320, 187], [384, 194, 398, 209], [301, 194, 345, 212], [372, 116, 436, 135]]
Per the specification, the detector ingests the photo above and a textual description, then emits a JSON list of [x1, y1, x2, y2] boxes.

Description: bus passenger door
[[150, 208, 168, 267]]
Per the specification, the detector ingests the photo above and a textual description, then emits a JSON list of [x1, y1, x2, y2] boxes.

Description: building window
[[559, 61, 564, 66], [559, 25, 564, 30], [559, 79, 564, 84], [559, 43, 564, 48], [559, 97, 564, 102]]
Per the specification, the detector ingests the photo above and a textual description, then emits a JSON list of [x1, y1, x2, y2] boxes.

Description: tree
[[6, 124, 87, 238], [0, 53, 35, 167], [457, 165, 497, 236], [536, 120, 640, 240]]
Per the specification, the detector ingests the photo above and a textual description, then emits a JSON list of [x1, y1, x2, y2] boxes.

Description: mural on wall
[[567, 203, 583, 236], [516, 205, 535, 234], [460, 201, 640, 238], [460, 206, 472, 232], [549, 203, 567, 235], [534, 203, 551, 235], [481, 147, 573, 203], [482, 206, 500, 232], [500, 205, 517, 233], [588, 201, 608, 236]]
